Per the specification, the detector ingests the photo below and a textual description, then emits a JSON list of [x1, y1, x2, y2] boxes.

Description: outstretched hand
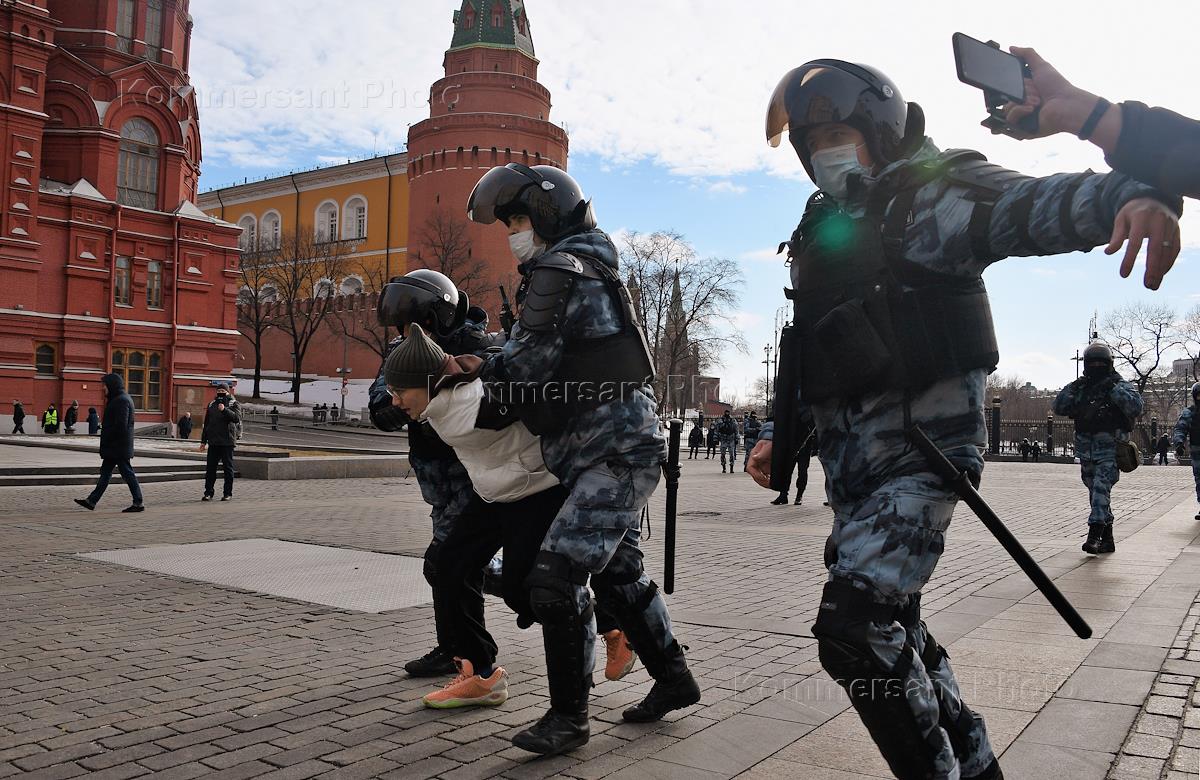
[[1107, 198, 1180, 290], [747, 439, 773, 489], [1001, 47, 1096, 139]]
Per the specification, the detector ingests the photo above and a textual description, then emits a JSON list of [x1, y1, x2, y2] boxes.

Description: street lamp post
[[763, 343, 772, 413]]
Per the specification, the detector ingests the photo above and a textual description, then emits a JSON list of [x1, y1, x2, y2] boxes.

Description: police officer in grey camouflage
[[467, 163, 700, 756], [748, 59, 1181, 780]]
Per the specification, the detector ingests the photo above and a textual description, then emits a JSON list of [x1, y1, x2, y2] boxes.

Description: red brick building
[[0, 0, 240, 430], [407, 0, 569, 315]]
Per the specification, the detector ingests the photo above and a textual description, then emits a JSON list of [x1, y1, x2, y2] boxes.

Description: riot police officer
[[1171, 382, 1200, 520], [747, 59, 1180, 780], [371, 270, 501, 677], [467, 163, 700, 755], [1053, 344, 1143, 554]]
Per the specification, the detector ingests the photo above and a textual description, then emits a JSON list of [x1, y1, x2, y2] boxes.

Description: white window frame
[[340, 275, 364, 296], [342, 196, 367, 240], [314, 200, 338, 242], [260, 210, 282, 249], [237, 214, 257, 252]]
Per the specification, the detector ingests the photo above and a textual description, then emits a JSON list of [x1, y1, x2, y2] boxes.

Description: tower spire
[[450, 0, 535, 58]]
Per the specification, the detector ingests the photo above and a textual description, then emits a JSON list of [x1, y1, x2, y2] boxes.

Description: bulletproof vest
[[782, 153, 1005, 403], [513, 251, 656, 435], [1073, 376, 1131, 434], [1190, 405, 1200, 446]]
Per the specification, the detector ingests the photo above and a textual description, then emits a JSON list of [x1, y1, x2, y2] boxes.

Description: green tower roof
[[450, 0, 535, 58]]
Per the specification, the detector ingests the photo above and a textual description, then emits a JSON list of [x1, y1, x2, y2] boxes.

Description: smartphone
[[953, 32, 1026, 104]]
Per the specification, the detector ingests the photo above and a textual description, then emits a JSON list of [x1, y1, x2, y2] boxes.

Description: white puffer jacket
[[422, 378, 559, 502]]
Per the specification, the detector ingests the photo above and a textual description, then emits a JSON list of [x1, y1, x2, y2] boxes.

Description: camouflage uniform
[[1053, 375, 1144, 525], [483, 229, 692, 702], [717, 416, 738, 470], [1171, 405, 1200, 504], [762, 138, 1172, 779]]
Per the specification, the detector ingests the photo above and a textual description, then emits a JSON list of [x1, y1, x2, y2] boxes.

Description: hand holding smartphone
[[952, 32, 1040, 137]]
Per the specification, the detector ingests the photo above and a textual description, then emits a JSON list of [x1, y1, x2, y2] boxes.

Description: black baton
[[908, 425, 1092, 639], [663, 419, 682, 594]]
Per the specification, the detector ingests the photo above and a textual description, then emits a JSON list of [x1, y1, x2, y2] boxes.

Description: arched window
[[34, 343, 56, 375], [261, 284, 278, 303], [238, 215, 257, 251], [261, 211, 281, 249], [117, 118, 160, 209], [343, 197, 367, 240], [144, 0, 163, 61], [315, 201, 338, 242], [146, 260, 163, 308], [314, 278, 334, 298], [114, 256, 132, 305], [491, 1, 504, 27], [237, 286, 254, 306], [340, 276, 363, 296], [462, 4, 475, 28]]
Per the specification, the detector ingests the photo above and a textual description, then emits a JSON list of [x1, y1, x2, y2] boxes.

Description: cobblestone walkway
[[0, 457, 1197, 778]]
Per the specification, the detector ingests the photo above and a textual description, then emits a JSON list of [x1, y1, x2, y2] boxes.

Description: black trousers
[[688, 445, 699, 458], [435, 486, 569, 671], [781, 442, 814, 498], [204, 445, 236, 497]]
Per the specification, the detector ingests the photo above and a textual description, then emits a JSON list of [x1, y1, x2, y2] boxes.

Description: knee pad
[[422, 541, 440, 587], [525, 551, 589, 625]]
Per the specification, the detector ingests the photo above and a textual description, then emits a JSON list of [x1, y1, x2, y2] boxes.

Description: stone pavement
[[1, 456, 1199, 779]]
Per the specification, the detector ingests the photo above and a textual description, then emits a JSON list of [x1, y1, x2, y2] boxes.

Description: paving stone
[[1019, 699, 1138, 753], [1123, 732, 1174, 759]]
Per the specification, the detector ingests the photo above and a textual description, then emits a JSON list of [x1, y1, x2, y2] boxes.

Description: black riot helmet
[[1082, 343, 1114, 378], [765, 59, 926, 180], [376, 269, 468, 336], [466, 163, 596, 242], [1192, 381, 1200, 403]]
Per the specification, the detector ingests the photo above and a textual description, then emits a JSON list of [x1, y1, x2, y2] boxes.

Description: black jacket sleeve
[[1107, 101, 1200, 198]]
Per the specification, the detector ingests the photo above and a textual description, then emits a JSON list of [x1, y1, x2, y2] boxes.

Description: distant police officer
[[1172, 382, 1200, 520], [467, 163, 700, 755], [371, 269, 501, 678], [748, 59, 1180, 780], [1053, 344, 1144, 554]]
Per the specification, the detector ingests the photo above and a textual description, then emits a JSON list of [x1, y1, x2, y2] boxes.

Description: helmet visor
[[467, 165, 536, 225], [377, 278, 452, 328], [765, 64, 885, 147]]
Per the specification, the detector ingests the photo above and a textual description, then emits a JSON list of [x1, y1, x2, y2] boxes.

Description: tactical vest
[[1190, 406, 1200, 446], [1073, 376, 1131, 434], [511, 251, 656, 435], [781, 150, 1020, 403]]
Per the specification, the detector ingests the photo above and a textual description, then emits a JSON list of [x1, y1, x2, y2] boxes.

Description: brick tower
[[406, 0, 569, 316]]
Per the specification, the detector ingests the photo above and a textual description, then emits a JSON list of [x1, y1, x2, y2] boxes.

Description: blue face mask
[[810, 143, 867, 199]]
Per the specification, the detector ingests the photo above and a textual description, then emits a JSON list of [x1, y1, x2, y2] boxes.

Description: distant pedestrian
[[74, 374, 143, 513], [64, 400, 79, 434], [717, 410, 738, 473], [706, 424, 718, 459], [330, 405, 340, 423], [319, 403, 329, 423], [1157, 433, 1171, 465], [1031, 440, 1041, 462], [312, 403, 320, 424], [687, 421, 703, 459], [269, 406, 280, 430], [177, 411, 193, 439], [86, 407, 100, 435], [742, 412, 761, 471], [11, 400, 25, 434], [199, 384, 241, 502], [42, 403, 58, 434]]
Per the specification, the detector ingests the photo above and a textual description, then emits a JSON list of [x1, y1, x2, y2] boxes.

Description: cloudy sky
[[190, 0, 1200, 399]]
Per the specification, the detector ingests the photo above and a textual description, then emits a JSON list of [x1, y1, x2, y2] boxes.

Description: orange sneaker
[[422, 658, 509, 709], [603, 630, 637, 681]]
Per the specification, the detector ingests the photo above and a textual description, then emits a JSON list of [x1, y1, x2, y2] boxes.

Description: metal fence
[[988, 412, 1169, 458]]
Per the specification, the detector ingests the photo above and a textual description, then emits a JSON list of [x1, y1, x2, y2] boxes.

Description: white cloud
[[707, 180, 747, 195], [740, 247, 784, 263]]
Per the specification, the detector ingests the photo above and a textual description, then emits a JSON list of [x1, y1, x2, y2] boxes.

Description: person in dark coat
[[86, 407, 100, 435], [177, 411, 193, 439], [64, 400, 79, 434], [42, 403, 58, 434], [705, 423, 718, 459], [11, 400, 25, 434], [74, 374, 143, 512], [269, 406, 280, 430], [687, 421, 703, 459], [1157, 433, 1171, 465], [200, 384, 241, 501]]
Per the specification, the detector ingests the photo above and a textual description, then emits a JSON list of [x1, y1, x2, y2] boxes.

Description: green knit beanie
[[383, 324, 448, 389]]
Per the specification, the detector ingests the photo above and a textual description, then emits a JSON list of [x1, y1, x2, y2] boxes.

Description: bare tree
[[1178, 303, 1200, 383], [985, 374, 1054, 420], [411, 208, 491, 300], [264, 231, 356, 404], [618, 230, 746, 416], [235, 247, 280, 399], [1099, 301, 1179, 396], [326, 261, 393, 361]]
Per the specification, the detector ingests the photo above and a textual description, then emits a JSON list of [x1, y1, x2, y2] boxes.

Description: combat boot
[[1082, 525, 1104, 555], [512, 708, 589, 755], [964, 758, 1004, 779], [1097, 524, 1116, 554], [623, 668, 701, 722]]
